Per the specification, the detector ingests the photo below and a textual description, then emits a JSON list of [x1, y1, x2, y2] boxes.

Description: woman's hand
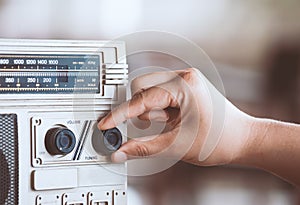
[[98, 68, 254, 166]]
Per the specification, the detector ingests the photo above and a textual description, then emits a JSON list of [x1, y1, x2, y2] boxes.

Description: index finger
[[98, 86, 175, 130], [130, 70, 184, 95]]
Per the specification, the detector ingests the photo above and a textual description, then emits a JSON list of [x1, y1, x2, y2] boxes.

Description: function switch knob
[[92, 127, 123, 156]]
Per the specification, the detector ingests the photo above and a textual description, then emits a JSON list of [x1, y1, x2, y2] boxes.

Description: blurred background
[[1, 0, 299, 204]]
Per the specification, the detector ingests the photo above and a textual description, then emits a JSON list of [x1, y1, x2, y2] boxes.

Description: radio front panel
[[0, 39, 128, 205]]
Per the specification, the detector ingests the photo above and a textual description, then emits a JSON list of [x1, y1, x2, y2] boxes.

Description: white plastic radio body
[[0, 39, 128, 205]]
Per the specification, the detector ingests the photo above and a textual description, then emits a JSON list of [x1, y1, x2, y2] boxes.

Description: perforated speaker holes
[[0, 150, 10, 204]]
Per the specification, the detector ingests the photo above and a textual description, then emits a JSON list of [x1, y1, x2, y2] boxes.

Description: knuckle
[[134, 142, 150, 157], [132, 91, 144, 101], [180, 68, 201, 85], [132, 92, 146, 110], [186, 67, 199, 73]]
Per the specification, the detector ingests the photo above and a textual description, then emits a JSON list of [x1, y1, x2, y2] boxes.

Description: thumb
[[111, 132, 174, 163]]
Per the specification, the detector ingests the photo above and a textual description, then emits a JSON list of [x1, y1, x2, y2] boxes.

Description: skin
[[98, 68, 300, 187]]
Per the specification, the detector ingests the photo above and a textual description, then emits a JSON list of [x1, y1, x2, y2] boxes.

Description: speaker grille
[[0, 114, 19, 205]]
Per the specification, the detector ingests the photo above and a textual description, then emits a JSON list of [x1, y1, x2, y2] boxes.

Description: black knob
[[45, 127, 76, 155], [92, 127, 123, 155]]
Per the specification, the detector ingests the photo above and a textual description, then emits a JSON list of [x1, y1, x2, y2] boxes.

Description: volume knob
[[45, 127, 76, 155]]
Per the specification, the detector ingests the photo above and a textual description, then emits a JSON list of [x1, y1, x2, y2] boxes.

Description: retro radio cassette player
[[0, 39, 128, 205]]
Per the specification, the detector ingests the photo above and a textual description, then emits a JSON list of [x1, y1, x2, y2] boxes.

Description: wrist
[[203, 105, 257, 166], [232, 116, 273, 167]]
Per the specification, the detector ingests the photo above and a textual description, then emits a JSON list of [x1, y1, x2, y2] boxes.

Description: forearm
[[235, 117, 300, 187], [99, 68, 300, 187]]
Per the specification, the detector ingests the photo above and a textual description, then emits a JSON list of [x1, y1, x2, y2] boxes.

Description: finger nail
[[112, 151, 127, 163]]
